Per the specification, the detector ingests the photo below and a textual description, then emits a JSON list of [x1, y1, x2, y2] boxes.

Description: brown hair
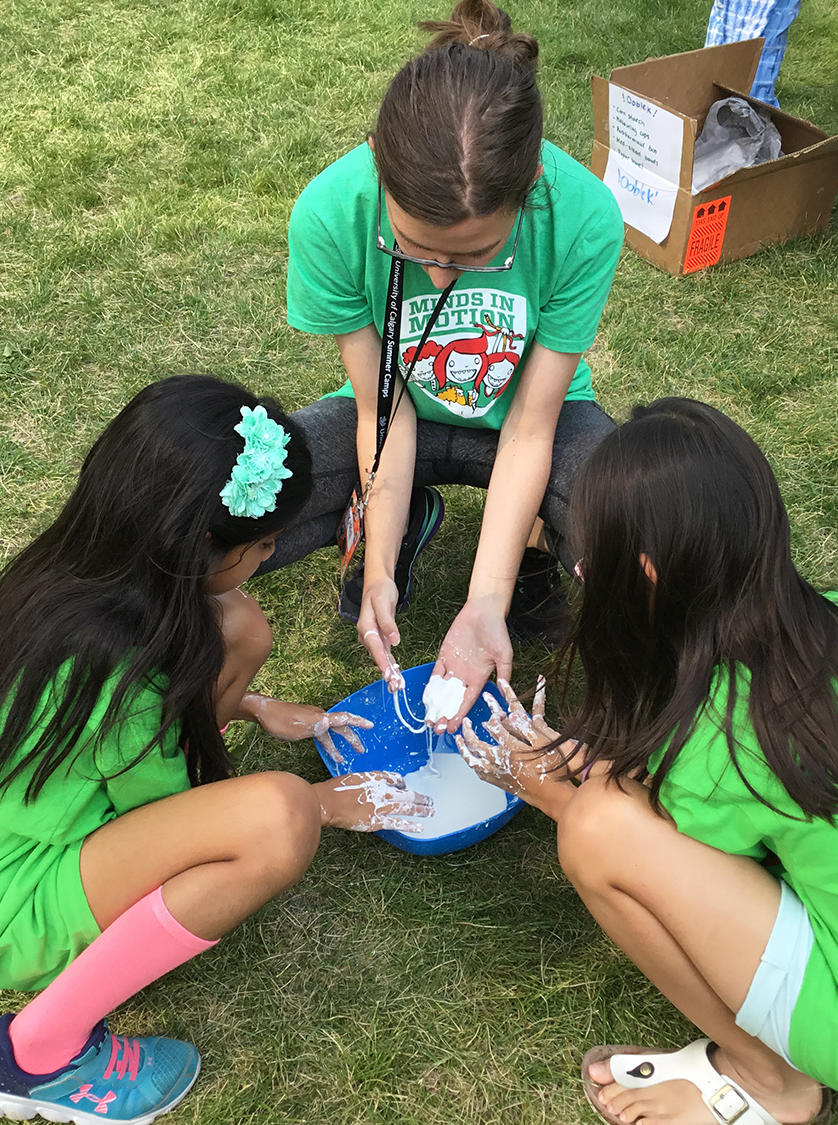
[[374, 0, 542, 225]]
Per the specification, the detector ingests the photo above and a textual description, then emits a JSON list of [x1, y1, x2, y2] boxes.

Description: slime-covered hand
[[357, 577, 404, 693], [488, 677, 588, 780], [312, 711, 374, 765], [429, 597, 513, 732], [243, 695, 373, 764], [455, 676, 585, 818], [315, 771, 434, 833]]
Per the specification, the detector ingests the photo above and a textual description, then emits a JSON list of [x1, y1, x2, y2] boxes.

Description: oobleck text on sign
[[603, 83, 684, 244]]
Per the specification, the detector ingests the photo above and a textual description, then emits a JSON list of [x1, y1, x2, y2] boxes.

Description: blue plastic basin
[[314, 662, 523, 856]]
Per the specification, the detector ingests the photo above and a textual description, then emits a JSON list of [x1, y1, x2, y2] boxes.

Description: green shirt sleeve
[[534, 195, 624, 355], [0, 668, 189, 849], [287, 188, 374, 336], [651, 673, 788, 864]]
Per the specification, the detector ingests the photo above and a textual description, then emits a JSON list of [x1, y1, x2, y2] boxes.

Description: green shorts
[[0, 840, 101, 992]]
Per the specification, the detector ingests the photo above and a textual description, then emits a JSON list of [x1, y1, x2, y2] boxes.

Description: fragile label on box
[[604, 83, 684, 243], [683, 196, 732, 273]]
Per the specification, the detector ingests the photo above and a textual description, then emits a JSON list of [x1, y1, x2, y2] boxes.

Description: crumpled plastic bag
[[692, 96, 783, 193]]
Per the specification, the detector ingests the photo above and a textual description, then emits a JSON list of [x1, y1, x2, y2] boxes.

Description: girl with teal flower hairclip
[[0, 375, 432, 1125]]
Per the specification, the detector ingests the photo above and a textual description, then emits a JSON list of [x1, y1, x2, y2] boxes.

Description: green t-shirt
[[287, 141, 623, 430], [649, 592, 838, 1085], [0, 663, 189, 988]]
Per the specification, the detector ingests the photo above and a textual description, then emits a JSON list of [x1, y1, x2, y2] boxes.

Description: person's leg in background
[[255, 397, 447, 623], [511, 400, 615, 643], [704, 0, 802, 107], [535, 399, 616, 574], [256, 397, 361, 572]]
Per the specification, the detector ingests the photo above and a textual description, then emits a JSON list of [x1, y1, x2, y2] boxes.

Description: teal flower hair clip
[[219, 405, 293, 519]]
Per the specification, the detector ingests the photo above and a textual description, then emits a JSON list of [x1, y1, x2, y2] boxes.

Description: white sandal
[[581, 1038, 831, 1125]]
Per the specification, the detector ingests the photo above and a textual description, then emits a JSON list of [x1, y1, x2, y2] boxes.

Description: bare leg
[[81, 585, 318, 938], [556, 778, 823, 1125], [80, 771, 321, 939], [6, 588, 320, 1077]]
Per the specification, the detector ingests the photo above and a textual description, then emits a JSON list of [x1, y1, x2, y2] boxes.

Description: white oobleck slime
[[390, 669, 508, 839], [401, 740, 508, 838], [421, 673, 466, 724]]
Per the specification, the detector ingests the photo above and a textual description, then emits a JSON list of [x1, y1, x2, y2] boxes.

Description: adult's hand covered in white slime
[[357, 577, 408, 695], [360, 627, 406, 695], [425, 598, 510, 729], [425, 596, 513, 732]]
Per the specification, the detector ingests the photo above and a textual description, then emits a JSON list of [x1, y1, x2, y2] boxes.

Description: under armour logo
[[69, 1084, 117, 1114]]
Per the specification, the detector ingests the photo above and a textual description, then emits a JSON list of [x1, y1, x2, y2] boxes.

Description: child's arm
[[235, 692, 373, 764]]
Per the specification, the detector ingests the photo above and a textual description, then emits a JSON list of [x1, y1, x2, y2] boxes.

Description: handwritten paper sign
[[603, 84, 684, 244]]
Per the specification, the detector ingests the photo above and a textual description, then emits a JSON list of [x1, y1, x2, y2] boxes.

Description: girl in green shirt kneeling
[[0, 375, 431, 1124], [460, 398, 838, 1125]]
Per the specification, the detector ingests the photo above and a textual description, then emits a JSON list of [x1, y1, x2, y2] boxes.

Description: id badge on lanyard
[[337, 487, 364, 578], [337, 252, 456, 579]]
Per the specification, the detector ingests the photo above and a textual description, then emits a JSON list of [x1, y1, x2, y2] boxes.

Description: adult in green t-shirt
[[266, 0, 623, 726], [459, 398, 838, 1123]]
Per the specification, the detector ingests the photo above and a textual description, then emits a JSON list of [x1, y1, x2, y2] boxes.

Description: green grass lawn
[[1, 0, 837, 1121]]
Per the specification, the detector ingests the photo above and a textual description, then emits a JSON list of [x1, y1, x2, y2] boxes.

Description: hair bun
[[419, 0, 538, 72]]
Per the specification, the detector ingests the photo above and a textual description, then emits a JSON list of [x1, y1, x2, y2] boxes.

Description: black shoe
[[338, 486, 445, 623], [507, 548, 570, 647]]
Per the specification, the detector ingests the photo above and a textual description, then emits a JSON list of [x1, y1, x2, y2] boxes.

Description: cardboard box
[[591, 40, 838, 274]]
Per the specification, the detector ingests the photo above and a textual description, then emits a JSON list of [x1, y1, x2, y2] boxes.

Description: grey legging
[[258, 395, 615, 576]]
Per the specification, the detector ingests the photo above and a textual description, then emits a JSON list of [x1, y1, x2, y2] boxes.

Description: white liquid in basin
[[401, 752, 507, 839]]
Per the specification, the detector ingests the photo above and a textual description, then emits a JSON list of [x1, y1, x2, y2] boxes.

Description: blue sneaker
[[338, 485, 445, 623], [0, 1013, 200, 1124]]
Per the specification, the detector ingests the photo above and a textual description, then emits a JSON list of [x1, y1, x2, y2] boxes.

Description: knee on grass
[[228, 771, 321, 890]]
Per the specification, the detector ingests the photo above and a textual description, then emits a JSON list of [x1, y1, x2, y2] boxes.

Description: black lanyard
[[366, 250, 456, 498]]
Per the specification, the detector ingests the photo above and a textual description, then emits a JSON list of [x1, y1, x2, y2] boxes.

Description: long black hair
[[562, 397, 838, 819], [0, 374, 312, 801]]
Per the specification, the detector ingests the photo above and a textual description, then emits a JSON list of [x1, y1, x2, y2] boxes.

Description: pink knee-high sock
[[9, 887, 217, 1075]]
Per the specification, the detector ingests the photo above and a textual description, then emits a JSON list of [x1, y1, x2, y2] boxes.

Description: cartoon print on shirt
[[400, 289, 528, 420], [474, 317, 523, 397], [434, 334, 482, 409], [402, 341, 441, 391]]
